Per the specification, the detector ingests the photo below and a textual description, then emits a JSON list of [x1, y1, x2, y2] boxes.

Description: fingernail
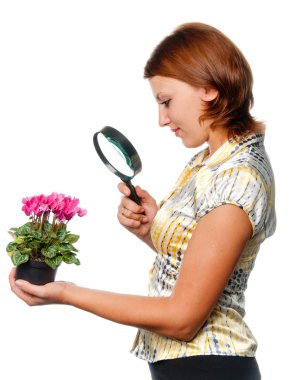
[[142, 217, 148, 223], [15, 280, 23, 286]]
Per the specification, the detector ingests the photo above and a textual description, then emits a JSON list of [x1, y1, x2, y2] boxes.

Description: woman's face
[[149, 76, 217, 148]]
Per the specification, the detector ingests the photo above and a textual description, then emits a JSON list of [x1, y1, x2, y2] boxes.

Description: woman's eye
[[160, 100, 171, 107]]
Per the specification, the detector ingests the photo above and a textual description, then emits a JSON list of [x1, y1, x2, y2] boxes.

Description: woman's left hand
[[9, 267, 72, 306]]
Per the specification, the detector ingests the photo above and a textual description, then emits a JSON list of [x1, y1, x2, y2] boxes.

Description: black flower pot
[[16, 260, 58, 285]]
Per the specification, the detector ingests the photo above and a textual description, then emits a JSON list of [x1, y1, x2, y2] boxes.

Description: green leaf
[[6, 242, 18, 253], [59, 243, 78, 253], [62, 253, 81, 265], [69, 243, 78, 252], [29, 240, 43, 250], [44, 222, 52, 233], [45, 255, 62, 270], [18, 223, 33, 235], [41, 245, 57, 258], [9, 227, 19, 237], [31, 230, 42, 239], [15, 236, 26, 244], [19, 247, 32, 254], [57, 228, 67, 241], [52, 241, 61, 250], [62, 253, 76, 264], [12, 252, 29, 266], [64, 234, 79, 244]]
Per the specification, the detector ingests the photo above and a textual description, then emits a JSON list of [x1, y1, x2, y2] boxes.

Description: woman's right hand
[[117, 183, 158, 248]]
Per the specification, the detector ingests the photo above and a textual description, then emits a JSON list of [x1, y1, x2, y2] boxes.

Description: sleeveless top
[[131, 134, 276, 363]]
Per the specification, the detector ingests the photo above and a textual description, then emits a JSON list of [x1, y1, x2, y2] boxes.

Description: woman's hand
[[9, 267, 72, 306], [117, 183, 158, 249]]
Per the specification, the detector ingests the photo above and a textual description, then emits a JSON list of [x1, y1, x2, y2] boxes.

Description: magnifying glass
[[93, 126, 142, 205]]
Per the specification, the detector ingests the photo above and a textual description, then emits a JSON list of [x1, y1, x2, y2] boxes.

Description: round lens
[[97, 133, 134, 177]]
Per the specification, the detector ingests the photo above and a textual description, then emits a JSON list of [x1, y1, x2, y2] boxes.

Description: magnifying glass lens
[[93, 126, 142, 205], [97, 133, 134, 177]]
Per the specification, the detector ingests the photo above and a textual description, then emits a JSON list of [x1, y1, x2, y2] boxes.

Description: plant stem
[[52, 215, 56, 232]]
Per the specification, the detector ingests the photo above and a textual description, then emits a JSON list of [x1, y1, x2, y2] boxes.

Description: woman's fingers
[[9, 267, 70, 306], [119, 210, 148, 227], [117, 184, 146, 226], [9, 266, 16, 282], [118, 182, 131, 197], [119, 198, 145, 220], [9, 269, 44, 305], [118, 206, 147, 227], [117, 182, 157, 243], [135, 186, 152, 203]]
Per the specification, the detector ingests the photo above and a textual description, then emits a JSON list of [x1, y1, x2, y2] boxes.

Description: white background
[[0, 1, 293, 379]]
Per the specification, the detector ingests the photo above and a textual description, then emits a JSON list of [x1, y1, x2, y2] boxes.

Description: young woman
[[9, 23, 276, 380]]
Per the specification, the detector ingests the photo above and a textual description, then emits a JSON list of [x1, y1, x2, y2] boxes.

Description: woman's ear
[[200, 87, 218, 101]]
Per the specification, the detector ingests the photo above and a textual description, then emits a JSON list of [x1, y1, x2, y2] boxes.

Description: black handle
[[125, 180, 141, 205]]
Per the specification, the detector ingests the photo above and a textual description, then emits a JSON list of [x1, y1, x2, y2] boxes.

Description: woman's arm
[[9, 203, 252, 341]]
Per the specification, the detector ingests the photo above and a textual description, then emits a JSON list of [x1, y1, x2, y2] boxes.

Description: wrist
[[140, 234, 156, 251], [60, 282, 77, 305]]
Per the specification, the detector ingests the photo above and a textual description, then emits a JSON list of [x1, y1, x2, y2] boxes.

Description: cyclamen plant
[[6, 193, 87, 270]]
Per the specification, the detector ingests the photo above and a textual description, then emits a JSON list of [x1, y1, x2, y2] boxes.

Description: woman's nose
[[158, 108, 171, 127]]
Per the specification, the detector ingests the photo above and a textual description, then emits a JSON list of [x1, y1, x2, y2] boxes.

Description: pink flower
[[22, 195, 49, 217], [51, 195, 87, 221], [21, 192, 87, 221], [77, 207, 87, 217], [47, 192, 65, 212]]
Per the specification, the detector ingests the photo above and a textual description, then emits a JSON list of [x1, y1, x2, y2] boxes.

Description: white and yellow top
[[131, 134, 276, 363]]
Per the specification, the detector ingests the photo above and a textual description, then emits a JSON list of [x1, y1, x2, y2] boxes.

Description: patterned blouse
[[131, 133, 276, 363]]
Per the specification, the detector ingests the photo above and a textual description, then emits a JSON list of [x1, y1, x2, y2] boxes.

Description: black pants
[[148, 355, 261, 380]]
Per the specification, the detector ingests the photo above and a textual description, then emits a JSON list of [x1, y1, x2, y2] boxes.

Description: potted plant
[[6, 192, 87, 285]]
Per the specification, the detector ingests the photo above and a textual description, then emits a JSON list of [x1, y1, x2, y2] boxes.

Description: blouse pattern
[[131, 134, 276, 363]]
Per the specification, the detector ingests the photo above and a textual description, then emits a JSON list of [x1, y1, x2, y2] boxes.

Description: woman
[[9, 23, 276, 380]]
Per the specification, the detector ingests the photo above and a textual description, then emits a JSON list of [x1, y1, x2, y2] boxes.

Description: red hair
[[144, 23, 265, 140]]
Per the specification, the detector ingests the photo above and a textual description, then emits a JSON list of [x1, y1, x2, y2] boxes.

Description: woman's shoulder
[[216, 134, 274, 185]]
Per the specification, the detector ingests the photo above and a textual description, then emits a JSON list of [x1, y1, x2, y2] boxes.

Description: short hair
[[144, 23, 265, 140]]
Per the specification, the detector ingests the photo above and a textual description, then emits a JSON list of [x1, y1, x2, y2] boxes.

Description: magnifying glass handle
[[125, 180, 141, 205]]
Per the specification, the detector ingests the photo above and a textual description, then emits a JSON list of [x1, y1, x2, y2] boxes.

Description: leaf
[[41, 245, 57, 258], [62, 253, 78, 264], [29, 240, 43, 250], [59, 243, 78, 253], [15, 236, 26, 244], [19, 247, 32, 254], [62, 254, 80, 265], [49, 231, 57, 239], [44, 222, 52, 233], [74, 258, 81, 265], [9, 227, 19, 237], [64, 234, 79, 244], [12, 252, 29, 266], [56, 228, 67, 241], [45, 255, 62, 270], [13, 243, 30, 254], [68, 243, 78, 252], [18, 223, 33, 235], [6, 242, 18, 253], [52, 241, 60, 250], [31, 230, 42, 239]]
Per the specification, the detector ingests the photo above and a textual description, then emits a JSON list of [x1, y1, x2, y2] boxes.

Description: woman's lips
[[171, 128, 181, 136]]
